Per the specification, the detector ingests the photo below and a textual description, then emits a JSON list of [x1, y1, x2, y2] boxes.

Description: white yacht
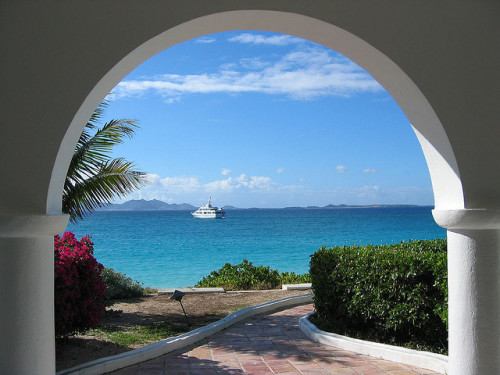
[[191, 198, 226, 219]]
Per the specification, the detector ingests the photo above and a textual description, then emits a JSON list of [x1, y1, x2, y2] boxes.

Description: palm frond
[[63, 101, 148, 223], [86, 100, 109, 130], [63, 158, 147, 223], [68, 118, 139, 181]]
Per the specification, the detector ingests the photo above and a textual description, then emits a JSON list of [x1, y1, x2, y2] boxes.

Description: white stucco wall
[[1, 2, 499, 374], [0, 1, 498, 215]]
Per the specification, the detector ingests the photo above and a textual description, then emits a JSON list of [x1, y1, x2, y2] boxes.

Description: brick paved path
[[109, 304, 440, 375]]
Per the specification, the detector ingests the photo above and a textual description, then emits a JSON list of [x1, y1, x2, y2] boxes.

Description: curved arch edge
[[47, 10, 465, 213]]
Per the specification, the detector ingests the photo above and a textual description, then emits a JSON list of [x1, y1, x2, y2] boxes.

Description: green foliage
[[101, 267, 146, 300], [310, 239, 447, 353], [195, 259, 311, 290], [91, 322, 185, 347], [143, 286, 159, 295], [63, 100, 147, 223], [280, 271, 312, 285]]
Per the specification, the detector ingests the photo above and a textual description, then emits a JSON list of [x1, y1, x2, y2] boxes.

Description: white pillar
[[0, 215, 68, 375], [433, 209, 500, 375]]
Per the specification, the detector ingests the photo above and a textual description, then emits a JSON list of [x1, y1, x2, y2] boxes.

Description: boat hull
[[191, 212, 225, 219]]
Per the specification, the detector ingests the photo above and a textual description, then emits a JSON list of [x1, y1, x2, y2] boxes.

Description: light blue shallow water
[[67, 207, 446, 289]]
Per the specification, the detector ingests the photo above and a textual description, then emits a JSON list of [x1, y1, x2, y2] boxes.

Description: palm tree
[[63, 101, 147, 223]]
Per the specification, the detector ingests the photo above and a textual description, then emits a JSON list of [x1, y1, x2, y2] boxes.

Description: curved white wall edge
[[299, 312, 448, 374], [432, 208, 500, 230], [57, 293, 313, 375]]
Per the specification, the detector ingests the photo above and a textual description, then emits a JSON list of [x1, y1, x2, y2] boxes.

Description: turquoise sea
[[67, 207, 446, 289]]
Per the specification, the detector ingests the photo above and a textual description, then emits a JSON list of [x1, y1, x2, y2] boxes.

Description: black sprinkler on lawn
[[170, 290, 191, 327]]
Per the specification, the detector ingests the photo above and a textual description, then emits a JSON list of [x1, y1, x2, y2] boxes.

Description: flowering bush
[[54, 232, 106, 339]]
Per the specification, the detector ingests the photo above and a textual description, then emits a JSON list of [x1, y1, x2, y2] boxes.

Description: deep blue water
[[67, 207, 446, 289]]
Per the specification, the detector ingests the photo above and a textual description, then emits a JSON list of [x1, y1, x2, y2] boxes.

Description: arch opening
[[48, 10, 464, 216], [62, 27, 450, 285]]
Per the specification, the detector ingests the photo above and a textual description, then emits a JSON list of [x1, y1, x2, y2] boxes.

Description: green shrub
[[280, 271, 311, 285], [101, 267, 145, 300], [310, 239, 447, 353], [195, 259, 311, 290]]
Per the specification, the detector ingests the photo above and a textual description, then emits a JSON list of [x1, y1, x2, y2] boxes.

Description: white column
[[0, 215, 68, 375], [433, 209, 500, 375]]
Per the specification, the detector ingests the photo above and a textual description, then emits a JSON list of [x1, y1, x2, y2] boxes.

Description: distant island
[[100, 199, 424, 211]]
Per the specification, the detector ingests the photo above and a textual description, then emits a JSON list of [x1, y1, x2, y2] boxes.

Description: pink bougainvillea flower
[[54, 231, 106, 340]]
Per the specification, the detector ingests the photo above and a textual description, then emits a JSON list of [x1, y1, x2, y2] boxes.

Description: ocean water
[[67, 207, 446, 289]]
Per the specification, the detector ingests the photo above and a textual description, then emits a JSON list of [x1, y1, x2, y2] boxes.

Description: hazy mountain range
[[99, 199, 422, 211]]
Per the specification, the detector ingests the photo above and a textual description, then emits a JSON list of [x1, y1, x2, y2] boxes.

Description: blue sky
[[103, 31, 433, 208]]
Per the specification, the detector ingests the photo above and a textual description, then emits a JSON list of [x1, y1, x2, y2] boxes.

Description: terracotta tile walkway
[[108, 304, 441, 375]]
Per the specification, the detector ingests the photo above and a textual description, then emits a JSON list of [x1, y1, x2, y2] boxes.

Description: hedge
[[195, 259, 311, 290], [310, 239, 447, 353]]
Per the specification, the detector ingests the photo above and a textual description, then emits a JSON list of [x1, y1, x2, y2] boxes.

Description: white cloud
[[355, 185, 383, 201], [239, 57, 270, 70], [145, 173, 161, 185], [204, 178, 235, 192], [139, 173, 282, 197], [219, 63, 238, 71], [112, 47, 383, 101], [196, 37, 216, 44], [362, 168, 377, 173], [159, 176, 202, 191], [205, 174, 277, 192], [245, 175, 276, 189], [336, 165, 348, 173], [164, 97, 181, 104], [121, 177, 433, 207], [221, 168, 232, 175], [277, 168, 285, 174], [228, 33, 303, 46]]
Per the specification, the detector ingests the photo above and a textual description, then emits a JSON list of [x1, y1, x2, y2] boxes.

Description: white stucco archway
[[1, 3, 498, 374], [45, 12, 474, 373], [47, 11, 464, 215]]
